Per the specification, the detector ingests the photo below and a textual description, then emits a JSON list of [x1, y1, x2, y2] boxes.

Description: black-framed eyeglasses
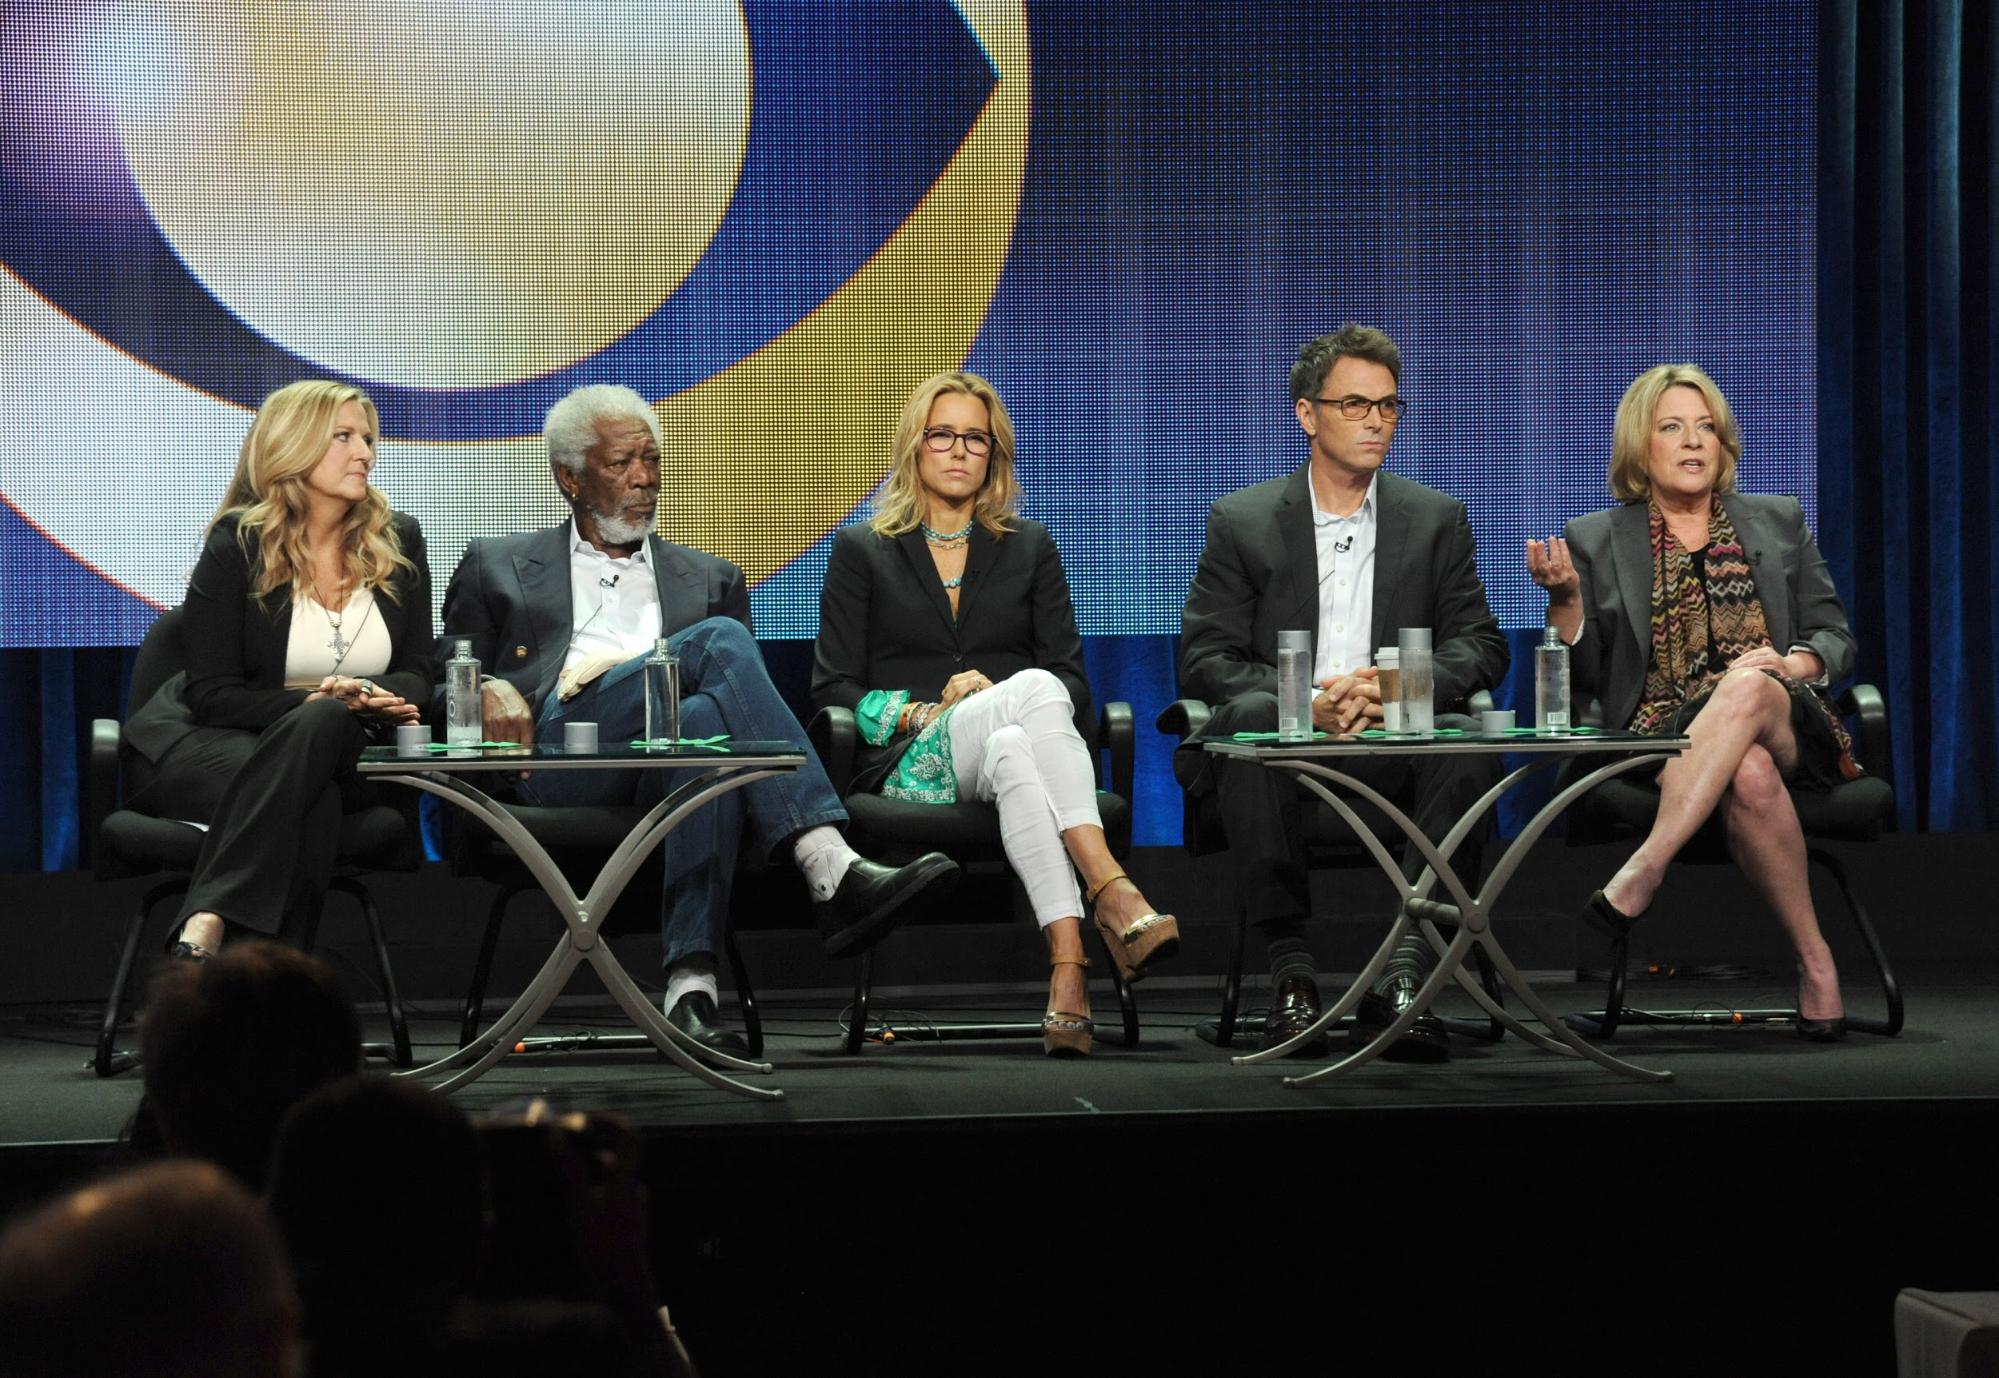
[[1312, 394, 1408, 421], [922, 426, 996, 456]]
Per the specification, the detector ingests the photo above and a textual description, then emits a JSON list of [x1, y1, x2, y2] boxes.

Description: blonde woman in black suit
[[812, 371, 1178, 1055], [124, 381, 434, 959]]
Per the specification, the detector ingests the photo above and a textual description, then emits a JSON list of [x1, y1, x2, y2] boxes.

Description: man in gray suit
[[439, 385, 956, 1054], [1179, 325, 1509, 1058]]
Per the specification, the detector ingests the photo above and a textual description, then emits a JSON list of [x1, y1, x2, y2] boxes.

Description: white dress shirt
[[1309, 469, 1378, 682], [563, 521, 663, 675]]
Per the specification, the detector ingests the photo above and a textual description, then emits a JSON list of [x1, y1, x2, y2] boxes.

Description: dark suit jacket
[[1562, 492, 1857, 731], [1180, 467, 1509, 712], [811, 520, 1091, 794], [125, 512, 435, 764], [436, 521, 751, 718]]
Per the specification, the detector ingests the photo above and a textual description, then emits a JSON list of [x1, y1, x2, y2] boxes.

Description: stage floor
[[5, 963, 1999, 1373], [5, 961, 1997, 1146], [3, 964, 1999, 1368]]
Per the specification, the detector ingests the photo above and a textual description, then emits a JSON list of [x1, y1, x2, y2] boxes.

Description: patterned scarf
[[1629, 501, 1765, 735], [1628, 501, 1858, 777]]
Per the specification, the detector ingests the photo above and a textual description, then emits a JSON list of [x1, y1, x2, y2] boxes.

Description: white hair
[[543, 384, 663, 478]]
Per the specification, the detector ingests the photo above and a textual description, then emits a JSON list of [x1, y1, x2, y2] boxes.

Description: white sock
[[663, 953, 718, 1013], [793, 826, 858, 901]]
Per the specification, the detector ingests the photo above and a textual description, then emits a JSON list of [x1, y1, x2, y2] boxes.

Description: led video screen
[[0, 0, 1815, 647]]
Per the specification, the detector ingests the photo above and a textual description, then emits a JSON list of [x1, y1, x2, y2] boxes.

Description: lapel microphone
[[1334, 535, 1354, 553], [599, 574, 620, 588]]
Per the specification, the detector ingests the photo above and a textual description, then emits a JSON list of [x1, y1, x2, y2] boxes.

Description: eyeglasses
[[1312, 395, 1408, 422], [921, 426, 996, 456]]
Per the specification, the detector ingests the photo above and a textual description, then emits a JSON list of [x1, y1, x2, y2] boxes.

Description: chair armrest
[[1838, 683, 1888, 777], [1098, 702, 1134, 800], [807, 706, 858, 795], [89, 718, 122, 878], [1154, 698, 1212, 741]]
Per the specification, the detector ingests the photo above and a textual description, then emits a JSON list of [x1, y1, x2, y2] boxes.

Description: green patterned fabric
[[853, 689, 960, 803]]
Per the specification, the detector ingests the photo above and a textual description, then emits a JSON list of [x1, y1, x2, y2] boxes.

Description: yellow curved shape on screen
[[653, 0, 1029, 584]]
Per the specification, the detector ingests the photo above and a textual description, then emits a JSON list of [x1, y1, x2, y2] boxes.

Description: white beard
[[588, 505, 655, 547]]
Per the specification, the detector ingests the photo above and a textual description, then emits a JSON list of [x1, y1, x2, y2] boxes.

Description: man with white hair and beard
[[438, 384, 958, 1054]]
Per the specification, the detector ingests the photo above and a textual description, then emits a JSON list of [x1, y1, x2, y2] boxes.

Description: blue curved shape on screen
[[0, 499, 160, 647], [0, 0, 996, 439]]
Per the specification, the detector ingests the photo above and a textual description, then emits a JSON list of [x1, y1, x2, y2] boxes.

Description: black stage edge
[[2, 832, 1997, 1371]]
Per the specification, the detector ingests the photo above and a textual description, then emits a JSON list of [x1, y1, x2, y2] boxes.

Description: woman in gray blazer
[[1527, 364, 1859, 1039], [813, 371, 1177, 1055]]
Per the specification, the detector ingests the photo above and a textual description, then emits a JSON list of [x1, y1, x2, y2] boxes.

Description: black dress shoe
[[1259, 974, 1329, 1056], [815, 853, 960, 959], [664, 991, 749, 1056], [1355, 976, 1451, 1063]]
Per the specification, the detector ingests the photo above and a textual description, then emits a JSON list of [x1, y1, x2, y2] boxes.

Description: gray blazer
[[1180, 467, 1509, 712], [1562, 493, 1856, 731], [436, 522, 751, 719]]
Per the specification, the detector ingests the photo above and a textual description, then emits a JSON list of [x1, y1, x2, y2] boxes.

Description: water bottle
[[1276, 630, 1313, 742], [1397, 627, 1434, 735], [1535, 625, 1572, 733], [643, 637, 680, 744], [445, 639, 482, 746]]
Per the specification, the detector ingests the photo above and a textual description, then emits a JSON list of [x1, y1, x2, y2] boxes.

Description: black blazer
[[125, 511, 436, 763], [1562, 493, 1857, 731], [1180, 467, 1509, 711], [437, 521, 751, 719], [812, 520, 1092, 793]]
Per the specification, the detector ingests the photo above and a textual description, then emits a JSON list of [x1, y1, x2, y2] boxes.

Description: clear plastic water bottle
[[1397, 627, 1434, 735], [1276, 630, 1313, 742], [445, 639, 482, 746], [643, 637, 680, 744], [1535, 625, 1572, 734]]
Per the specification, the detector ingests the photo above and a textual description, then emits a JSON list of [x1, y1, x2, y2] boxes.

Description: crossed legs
[[167, 698, 371, 955], [1600, 668, 1843, 1020], [945, 670, 1170, 1022]]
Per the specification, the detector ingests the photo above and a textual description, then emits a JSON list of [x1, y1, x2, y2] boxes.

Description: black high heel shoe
[[163, 918, 217, 963], [1794, 1013, 1848, 1042], [1581, 889, 1640, 940]]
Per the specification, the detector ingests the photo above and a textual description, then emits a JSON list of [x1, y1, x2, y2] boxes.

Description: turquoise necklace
[[924, 517, 972, 590]]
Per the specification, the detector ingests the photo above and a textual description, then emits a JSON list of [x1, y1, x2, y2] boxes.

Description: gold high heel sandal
[[1086, 872, 1180, 984], [1043, 955, 1094, 1057]]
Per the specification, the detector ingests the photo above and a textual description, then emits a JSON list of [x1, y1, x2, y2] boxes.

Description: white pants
[[944, 668, 1103, 928]]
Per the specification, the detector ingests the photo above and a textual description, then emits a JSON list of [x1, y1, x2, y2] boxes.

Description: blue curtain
[[0, 647, 134, 872], [1820, 0, 1999, 830]]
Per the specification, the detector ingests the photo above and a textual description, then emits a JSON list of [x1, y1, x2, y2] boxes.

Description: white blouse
[[284, 586, 393, 688]]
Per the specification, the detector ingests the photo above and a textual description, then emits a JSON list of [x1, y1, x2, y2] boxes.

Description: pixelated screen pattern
[[0, 1, 1813, 647]]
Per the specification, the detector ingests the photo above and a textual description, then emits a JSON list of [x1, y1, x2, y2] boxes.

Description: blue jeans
[[525, 617, 847, 965]]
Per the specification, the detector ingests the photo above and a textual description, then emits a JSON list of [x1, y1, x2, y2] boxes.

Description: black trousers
[[128, 698, 374, 937], [1194, 691, 1499, 968]]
